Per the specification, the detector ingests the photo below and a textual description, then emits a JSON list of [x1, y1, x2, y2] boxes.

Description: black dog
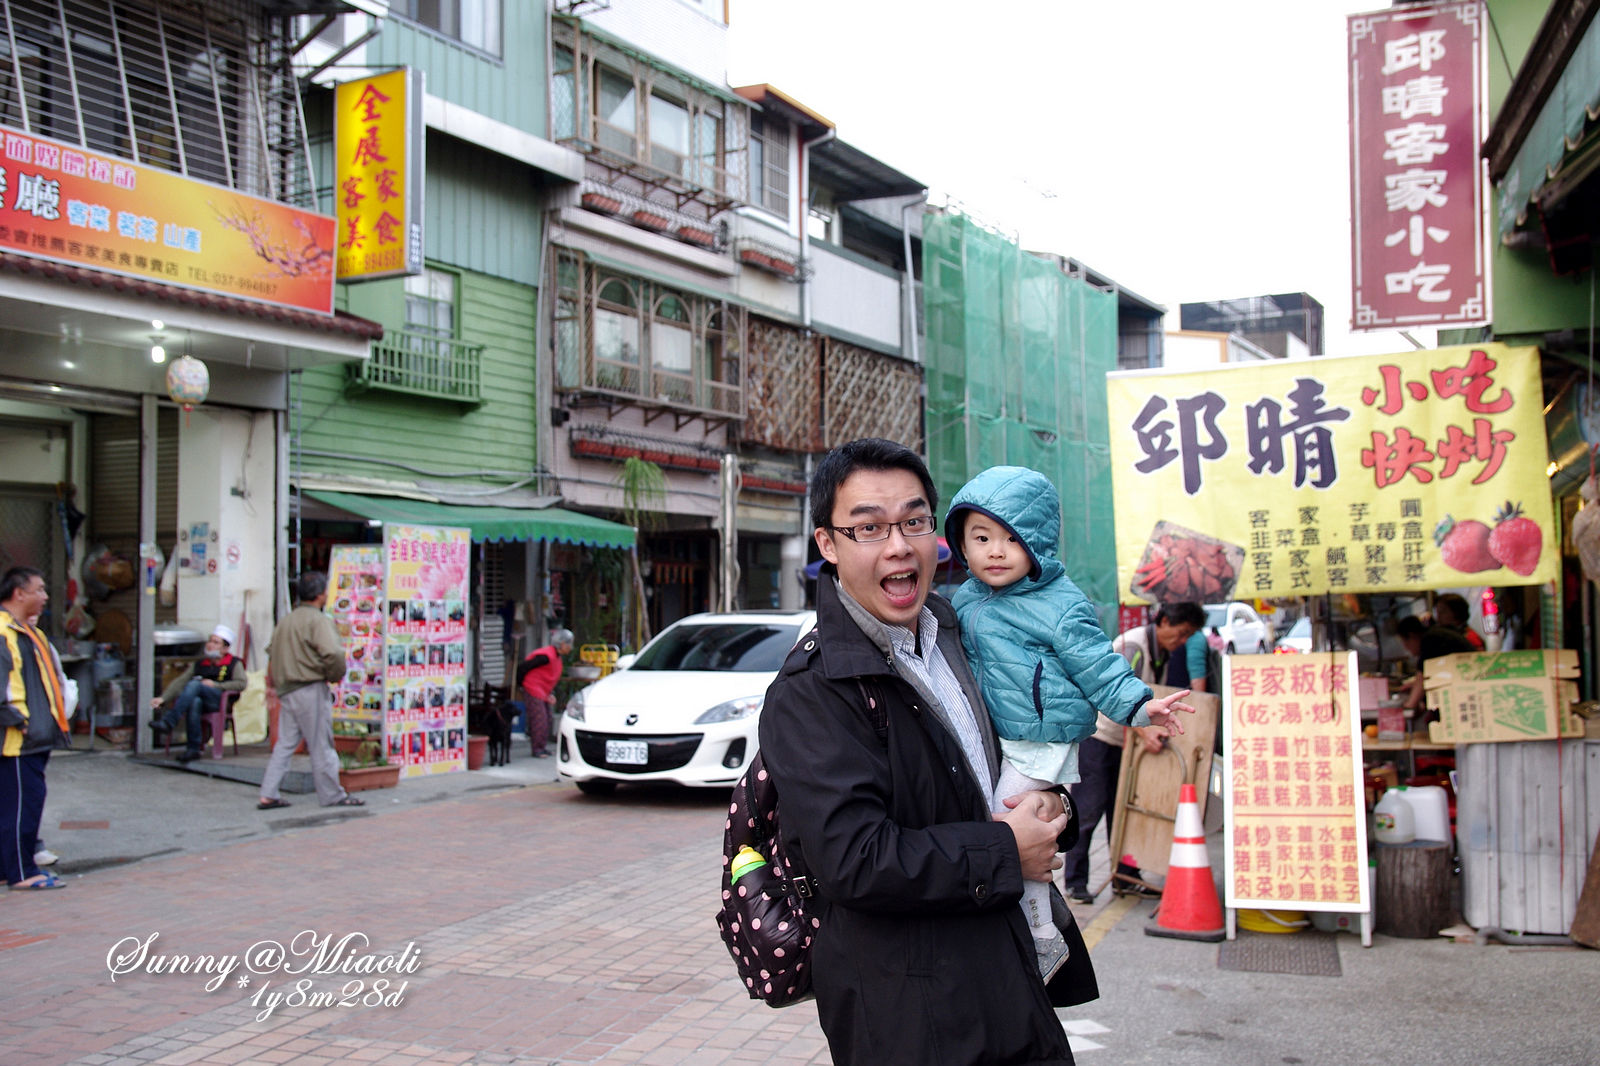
[[468, 699, 518, 767], [484, 701, 517, 767]]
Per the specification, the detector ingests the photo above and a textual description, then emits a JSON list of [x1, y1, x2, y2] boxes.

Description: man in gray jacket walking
[[258, 571, 363, 810]]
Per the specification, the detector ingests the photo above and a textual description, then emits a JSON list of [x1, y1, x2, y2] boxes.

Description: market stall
[[1106, 342, 1593, 942]]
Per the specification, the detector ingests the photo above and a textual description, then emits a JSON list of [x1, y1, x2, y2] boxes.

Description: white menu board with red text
[[1222, 652, 1370, 915]]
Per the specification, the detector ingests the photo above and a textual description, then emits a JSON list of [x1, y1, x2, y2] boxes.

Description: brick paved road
[[3, 780, 848, 1065], [8, 767, 1600, 1066]]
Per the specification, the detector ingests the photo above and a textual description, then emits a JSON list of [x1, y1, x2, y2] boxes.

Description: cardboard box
[[1425, 650, 1579, 744]]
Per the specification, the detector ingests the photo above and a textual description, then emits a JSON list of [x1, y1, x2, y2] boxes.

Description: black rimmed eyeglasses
[[829, 515, 938, 543]]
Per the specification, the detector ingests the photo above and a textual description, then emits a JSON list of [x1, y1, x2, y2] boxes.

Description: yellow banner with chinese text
[[1107, 344, 1554, 604], [335, 69, 423, 281]]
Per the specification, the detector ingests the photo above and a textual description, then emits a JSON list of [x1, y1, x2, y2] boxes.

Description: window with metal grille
[[552, 249, 743, 419], [393, 0, 502, 58], [0, 0, 313, 206], [748, 113, 788, 219], [550, 22, 744, 208]]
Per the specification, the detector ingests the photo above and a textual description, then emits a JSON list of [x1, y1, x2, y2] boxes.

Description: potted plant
[[333, 720, 372, 756], [738, 248, 771, 269], [467, 733, 489, 771], [768, 257, 797, 277], [581, 191, 623, 214], [632, 208, 670, 231], [338, 739, 400, 792], [572, 436, 611, 458], [677, 224, 715, 247]]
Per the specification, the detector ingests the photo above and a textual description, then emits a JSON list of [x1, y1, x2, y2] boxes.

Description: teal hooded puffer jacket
[[946, 466, 1152, 745]]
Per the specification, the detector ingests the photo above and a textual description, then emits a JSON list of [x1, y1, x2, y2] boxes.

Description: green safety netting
[[923, 212, 1120, 630]]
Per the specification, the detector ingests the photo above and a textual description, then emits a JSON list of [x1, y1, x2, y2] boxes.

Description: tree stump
[[1375, 841, 1453, 938]]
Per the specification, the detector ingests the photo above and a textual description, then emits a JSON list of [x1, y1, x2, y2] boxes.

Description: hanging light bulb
[[150, 343, 167, 364]]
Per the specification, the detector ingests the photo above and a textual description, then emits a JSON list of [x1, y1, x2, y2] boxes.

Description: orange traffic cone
[[1144, 783, 1225, 942]]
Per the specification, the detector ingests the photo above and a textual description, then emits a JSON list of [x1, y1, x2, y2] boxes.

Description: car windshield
[[629, 623, 803, 672], [1288, 618, 1310, 638], [1205, 606, 1229, 628]]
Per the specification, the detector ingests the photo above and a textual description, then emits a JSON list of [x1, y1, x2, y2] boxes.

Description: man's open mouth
[[881, 569, 919, 606]]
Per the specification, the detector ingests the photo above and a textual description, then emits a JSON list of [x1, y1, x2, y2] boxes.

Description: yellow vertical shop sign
[[1222, 652, 1370, 915], [335, 68, 424, 281], [1106, 343, 1555, 604]]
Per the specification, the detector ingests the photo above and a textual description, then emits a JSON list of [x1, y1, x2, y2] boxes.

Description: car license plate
[[606, 739, 648, 766]]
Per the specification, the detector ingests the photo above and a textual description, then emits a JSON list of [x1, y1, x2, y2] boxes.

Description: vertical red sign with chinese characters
[[1222, 652, 1370, 916], [1349, 2, 1485, 330]]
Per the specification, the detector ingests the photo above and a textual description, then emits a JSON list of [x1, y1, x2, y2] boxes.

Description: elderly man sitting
[[150, 624, 245, 762]]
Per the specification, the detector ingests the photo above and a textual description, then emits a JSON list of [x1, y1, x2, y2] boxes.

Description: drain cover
[[1217, 931, 1342, 977]]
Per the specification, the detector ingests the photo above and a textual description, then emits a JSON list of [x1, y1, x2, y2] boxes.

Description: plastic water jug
[[1399, 784, 1451, 844], [1373, 788, 1415, 844]]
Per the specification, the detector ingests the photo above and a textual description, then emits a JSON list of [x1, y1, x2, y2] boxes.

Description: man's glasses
[[829, 515, 938, 543]]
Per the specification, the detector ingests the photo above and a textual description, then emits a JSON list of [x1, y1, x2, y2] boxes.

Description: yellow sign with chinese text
[[1107, 344, 1554, 603], [335, 68, 423, 281], [1222, 652, 1370, 913]]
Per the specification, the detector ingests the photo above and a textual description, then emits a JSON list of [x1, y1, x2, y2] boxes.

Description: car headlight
[[694, 696, 764, 725], [563, 687, 586, 723]]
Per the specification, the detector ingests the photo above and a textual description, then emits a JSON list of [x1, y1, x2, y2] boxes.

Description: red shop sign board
[[1348, 2, 1486, 331]]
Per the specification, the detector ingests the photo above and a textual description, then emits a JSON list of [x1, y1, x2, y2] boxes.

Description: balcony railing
[[349, 330, 484, 405]]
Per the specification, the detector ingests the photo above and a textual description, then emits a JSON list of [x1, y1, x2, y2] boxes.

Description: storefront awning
[[305, 491, 636, 549], [1485, 1, 1600, 237]]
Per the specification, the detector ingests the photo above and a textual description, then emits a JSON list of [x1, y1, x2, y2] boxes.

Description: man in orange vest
[[515, 628, 573, 758]]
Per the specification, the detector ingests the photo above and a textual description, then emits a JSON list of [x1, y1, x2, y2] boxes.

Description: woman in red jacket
[[515, 628, 573, 758]]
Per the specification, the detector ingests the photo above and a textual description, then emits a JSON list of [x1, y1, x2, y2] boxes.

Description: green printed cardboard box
[[1424, 650, 1581, 744]]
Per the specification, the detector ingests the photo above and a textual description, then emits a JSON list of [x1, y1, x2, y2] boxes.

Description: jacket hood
[[944, 466, 1063, 586]]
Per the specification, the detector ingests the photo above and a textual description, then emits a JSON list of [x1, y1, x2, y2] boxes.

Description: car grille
[[574, 730, 703, 774]]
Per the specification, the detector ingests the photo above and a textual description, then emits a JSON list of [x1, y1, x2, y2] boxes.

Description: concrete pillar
[[779, 534, 806, 611]]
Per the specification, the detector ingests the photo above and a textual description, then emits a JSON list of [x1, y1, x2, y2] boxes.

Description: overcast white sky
[[725, 0, 1438, 358]]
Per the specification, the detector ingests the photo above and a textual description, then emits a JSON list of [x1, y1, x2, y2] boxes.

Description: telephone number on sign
[[249, 977, 408, 1021]]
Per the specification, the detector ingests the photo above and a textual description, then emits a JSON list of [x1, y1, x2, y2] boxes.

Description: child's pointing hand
[[1143, 689, 1196, 736]]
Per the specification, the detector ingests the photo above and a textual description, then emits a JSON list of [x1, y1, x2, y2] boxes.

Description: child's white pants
[[993, 761, 1057, 938]]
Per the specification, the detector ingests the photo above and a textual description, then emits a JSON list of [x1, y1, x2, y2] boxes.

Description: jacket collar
[[813, 571, 962, 681], [813, 573, 899, 681], [813, 575, 1001, 783]]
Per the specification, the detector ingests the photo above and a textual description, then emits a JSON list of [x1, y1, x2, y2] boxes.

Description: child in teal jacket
[[947, 466, 1193, 976]]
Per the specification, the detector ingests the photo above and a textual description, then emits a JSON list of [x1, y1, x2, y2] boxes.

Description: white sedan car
[[1203, 601, 1271, 654], [556, 610, 815, 795]]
